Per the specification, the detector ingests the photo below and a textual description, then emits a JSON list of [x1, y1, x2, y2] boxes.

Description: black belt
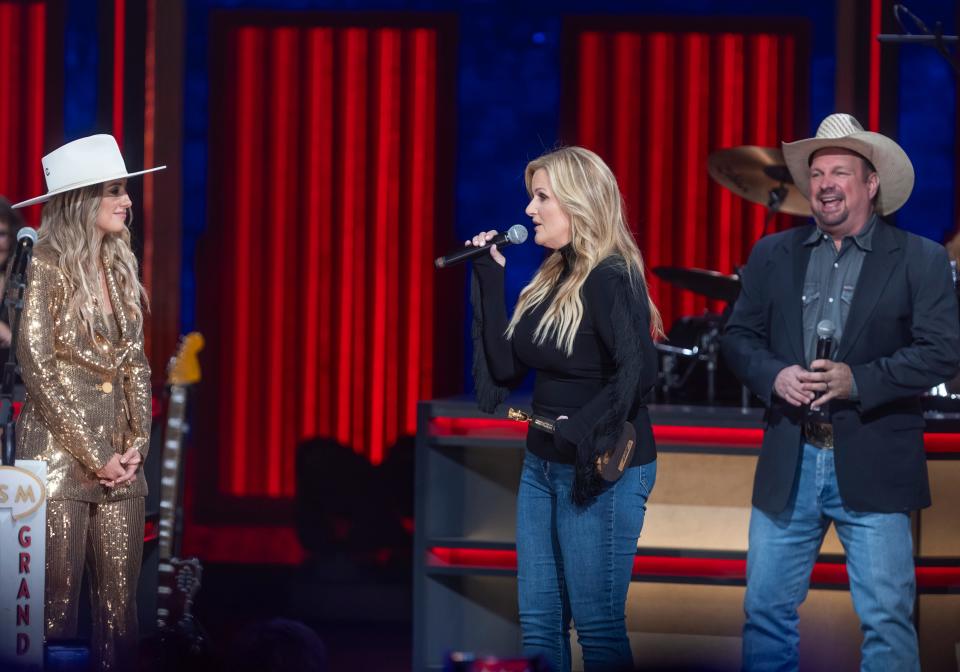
[[803, 421, 833, 449]]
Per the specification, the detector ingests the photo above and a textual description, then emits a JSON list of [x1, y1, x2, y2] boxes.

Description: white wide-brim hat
[[782, 113, 914, 216], [12, 134, 166, 209]]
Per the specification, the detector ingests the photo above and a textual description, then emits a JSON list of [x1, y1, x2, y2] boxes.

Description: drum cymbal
[[653, 266, 741, 303], [707, 145, 812, 217]]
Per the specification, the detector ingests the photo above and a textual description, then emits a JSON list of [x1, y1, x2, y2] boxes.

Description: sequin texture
[[16, 246, 151, 670], [45, 498, 144, 671], [16, 248, 152, 502]]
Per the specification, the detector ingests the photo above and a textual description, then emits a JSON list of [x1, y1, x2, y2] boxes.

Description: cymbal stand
[[703, 324, 720, 405], [660, 350, 675, 404], [656, 323, 724, 405], [758, 183, 788, 241]]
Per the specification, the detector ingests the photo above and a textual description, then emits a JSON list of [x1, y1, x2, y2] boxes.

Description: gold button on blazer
[[15, 248, 151, 502]]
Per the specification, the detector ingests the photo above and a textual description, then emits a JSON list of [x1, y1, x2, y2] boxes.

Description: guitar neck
[[158, 385, 188, 560]]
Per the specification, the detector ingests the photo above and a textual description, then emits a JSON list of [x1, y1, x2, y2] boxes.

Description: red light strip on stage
[[430, 417, 527, 438], [654, 424, 763, 447], [923, 434, 960, 454], [428, 547, 960, 589], [429, 417, 960, 454], [429, 417, 765, 447]]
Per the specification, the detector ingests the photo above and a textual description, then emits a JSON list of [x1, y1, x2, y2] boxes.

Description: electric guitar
[[155, 332, 205, 648]]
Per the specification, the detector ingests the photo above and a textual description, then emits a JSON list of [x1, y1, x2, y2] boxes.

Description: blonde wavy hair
[[37, 183, 148, 340], [506, 146, 663, 355]]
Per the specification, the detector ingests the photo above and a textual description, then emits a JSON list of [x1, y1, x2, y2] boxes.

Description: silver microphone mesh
[[506, 224, 528, 245], [816, 319, 836, 339]]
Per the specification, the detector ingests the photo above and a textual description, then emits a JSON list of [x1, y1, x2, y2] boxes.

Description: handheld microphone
[[435, 224, 528, 269], [815, 319, 835, 362], [808, 319, 836, 418]]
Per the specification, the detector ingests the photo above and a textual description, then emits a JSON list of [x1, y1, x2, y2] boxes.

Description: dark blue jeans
[[516, 451, 656, 672], [743, 443, 919, 672]]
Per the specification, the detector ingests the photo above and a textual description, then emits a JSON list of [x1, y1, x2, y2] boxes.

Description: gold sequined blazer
[[15, 247, 151, 502]]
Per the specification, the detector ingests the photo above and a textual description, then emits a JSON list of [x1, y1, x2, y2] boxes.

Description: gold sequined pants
[[46, 497, 144, 671]]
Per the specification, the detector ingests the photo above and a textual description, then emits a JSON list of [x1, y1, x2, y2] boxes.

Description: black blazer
[[721, 220, 960, 514]]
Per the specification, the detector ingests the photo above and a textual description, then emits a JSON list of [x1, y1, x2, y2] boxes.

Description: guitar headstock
[[167, 332, 205, 387]]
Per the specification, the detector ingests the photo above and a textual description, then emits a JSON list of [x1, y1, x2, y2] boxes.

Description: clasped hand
[[773, 360, 853, 409], [95, 447, 142, 488]]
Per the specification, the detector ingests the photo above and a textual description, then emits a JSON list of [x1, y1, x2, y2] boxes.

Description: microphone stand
[[0, 249, 32, 466]]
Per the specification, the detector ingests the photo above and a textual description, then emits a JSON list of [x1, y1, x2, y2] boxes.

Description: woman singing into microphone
[[12, 134, 163, 670], [468, 146, 662, 672]]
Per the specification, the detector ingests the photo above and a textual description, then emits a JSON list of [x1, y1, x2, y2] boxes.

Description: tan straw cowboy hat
[[782, 113, 914, 216], [12, 134, 165, 209]]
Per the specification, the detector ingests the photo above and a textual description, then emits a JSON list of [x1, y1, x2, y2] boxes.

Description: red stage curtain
[[201, 23, 439, 498], [573, 28, 807, 332], [0, 1, 45, 222]]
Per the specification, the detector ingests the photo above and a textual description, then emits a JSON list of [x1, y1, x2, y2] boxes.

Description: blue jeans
[[516, 452, 656, 672], [743, 443, 919, 672]]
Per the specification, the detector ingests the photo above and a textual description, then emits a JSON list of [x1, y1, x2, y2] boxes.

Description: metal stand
[[656, 319, 723, 405], [878, 4, 959, 76], [0, 253, 30, 467]]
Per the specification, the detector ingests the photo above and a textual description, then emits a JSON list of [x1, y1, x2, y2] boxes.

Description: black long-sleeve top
[[472, 246, 657, 501]]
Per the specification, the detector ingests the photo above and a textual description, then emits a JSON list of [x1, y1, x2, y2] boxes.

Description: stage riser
[[413, 400, 960, 671]]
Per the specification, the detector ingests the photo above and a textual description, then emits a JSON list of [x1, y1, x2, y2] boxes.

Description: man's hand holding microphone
[[773, 319, 854, 410]]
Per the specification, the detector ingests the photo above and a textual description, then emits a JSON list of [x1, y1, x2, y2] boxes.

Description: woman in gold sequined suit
[[12, 134, 164, 670]]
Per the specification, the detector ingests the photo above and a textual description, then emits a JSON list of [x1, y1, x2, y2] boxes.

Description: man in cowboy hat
[[722, 113, 960, 670]]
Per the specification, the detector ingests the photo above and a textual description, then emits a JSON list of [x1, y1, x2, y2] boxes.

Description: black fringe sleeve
[[471, 271, 511, 413], [568, 268, 650, 506]]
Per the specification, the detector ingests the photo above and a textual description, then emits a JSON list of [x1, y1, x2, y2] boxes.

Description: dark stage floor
[[167, 560, 413, 672]]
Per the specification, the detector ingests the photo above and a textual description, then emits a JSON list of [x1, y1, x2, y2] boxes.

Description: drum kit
[[652, 144, 808, 406], [655, 144, 960, 410]]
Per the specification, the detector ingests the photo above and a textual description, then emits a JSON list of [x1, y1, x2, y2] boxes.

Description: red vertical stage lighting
[[572, 26, 807, 331], [112, 0, 125, 147], [0, 1, 46, 226], [868, 0, 882, 132], [204, 22, 440, 499]]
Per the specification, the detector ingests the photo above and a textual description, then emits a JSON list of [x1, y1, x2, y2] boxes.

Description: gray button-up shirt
[[802, 216, 876, 395]]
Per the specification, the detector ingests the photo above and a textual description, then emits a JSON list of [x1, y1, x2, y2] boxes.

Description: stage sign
[[0, 462, 46, 671]]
